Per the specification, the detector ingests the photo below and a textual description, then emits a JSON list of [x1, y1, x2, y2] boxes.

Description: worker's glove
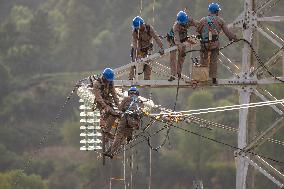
[[108, 108, 122, 116], [158, 48, 164, 55]]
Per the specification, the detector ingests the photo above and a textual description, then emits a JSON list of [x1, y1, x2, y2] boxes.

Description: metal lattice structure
[[77, 0, 284, 188]]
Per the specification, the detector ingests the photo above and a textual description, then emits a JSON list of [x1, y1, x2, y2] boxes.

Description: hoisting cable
[[113, 121, 170, 156], [142, 124, 171, 152], [250, 46, 283, 76], [144, 77, 181, 151], [238, 38, 284, 82], [171, 124, 284, 166]]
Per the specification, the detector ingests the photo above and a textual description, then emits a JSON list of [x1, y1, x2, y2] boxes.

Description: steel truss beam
[[243, 155, 284, 187], [244, 116, 284, 151], [254, 89, 284, 115], [256, 26, 283, 48], [254, 155, 284, 182], [257, 0, 281, 17], [255, 47, 284, 76], [113, 77, 284, 88], [258, 16, 284, 22], [113, 42, 196, 79]]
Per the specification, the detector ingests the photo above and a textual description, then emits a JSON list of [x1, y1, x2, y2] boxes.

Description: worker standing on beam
[[130, 16, 165, 80], [104, 86, 144, 158], [167, 10, 198, 81], [92, 68, 120, 140], [197, 3, 237, 85]]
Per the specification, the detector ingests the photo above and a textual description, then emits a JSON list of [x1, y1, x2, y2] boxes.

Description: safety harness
[[200, 16, 221, 44], [123, 96, 142, 121], [131, 24, 153, 76], [199, 16, 222, 66], [133, 24, 153, 54], [90, 77, 115, 109], [167, 23, 189, 44]]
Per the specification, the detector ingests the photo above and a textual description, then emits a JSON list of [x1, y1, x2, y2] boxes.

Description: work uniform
[[92, 77, 120, 134], [197, 14, 237, 79], [106, 96, 143, 156], [130, 24, 164, 80], [167, 19, 198, 77]]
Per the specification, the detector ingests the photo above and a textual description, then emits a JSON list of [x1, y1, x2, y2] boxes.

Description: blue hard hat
[[102, 68, 115, 81], [208, 3, 221, 13], [133, 16, 144, 29], [128, 86, 139, 95], [177, 11, 189, 25]]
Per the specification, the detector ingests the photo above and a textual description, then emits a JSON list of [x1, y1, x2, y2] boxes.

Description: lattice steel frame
[[77, 0, 284, 188]]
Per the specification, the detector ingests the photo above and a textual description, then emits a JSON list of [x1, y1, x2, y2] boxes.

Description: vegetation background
[[0, 0, 283, 188]]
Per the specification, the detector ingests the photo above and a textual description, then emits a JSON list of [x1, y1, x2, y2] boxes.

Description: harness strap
[[201, 16, 221, 43], [134, 24, 152, 44]]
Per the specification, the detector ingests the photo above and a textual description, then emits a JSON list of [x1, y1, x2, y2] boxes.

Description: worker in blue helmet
[[167, 10, 199, 81], [197, 3, 237, 85], [130, 16, 164, 80], [104, 86, 144, 158], [92, 68, 120, 140]]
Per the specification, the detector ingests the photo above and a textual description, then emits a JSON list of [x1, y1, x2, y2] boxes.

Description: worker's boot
[[103, 147, 114, 159], [168, 76, 175, 82], [212, 78, 218, 85], [102, 152, 113, 159]]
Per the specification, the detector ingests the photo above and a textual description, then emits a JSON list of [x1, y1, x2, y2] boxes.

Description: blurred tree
[[61, 120, 80, 147], [187, 90, 214, 109], [0, 170, 46, 189], [10, 5, 33, 32], [0, 63, 11, 103], [0, 19, 19, 57], [57, 0, 96, 72], [48, 172, 80, 189], [0, 144, 18, 171], [27, 9, 54, 73]]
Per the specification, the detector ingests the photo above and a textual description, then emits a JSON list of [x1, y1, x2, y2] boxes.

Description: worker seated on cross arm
[[104, 86, 144, 158], [129, 16, 164, 80], [167, 10, 199, 81], [196, 3, 237, 85], [91, 68, 120, 140]]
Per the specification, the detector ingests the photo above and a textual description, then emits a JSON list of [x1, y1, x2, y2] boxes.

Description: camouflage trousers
[[199, 46, 219, 78], [99, 107, 117, 133], [168, 41, 186, 76], [129, 50, 151, 80], [106, 116, 139, 155]]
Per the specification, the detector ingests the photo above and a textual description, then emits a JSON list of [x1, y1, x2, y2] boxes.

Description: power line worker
[[104, 86, 144, 158], [197, 3, 237, 85], [130, 16, 164, 80], [167, 10, 198, 81], [92, 68, 120, 140]]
